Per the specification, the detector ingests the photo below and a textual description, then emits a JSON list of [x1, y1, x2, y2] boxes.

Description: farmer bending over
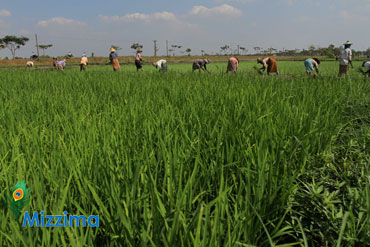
[[257, 57, 279, 75], [226, 57, 239, 73], [362, 61, 370, 77], [304, 58, 320, 76], [193, 59, 210, 72], [153, 59, 168, 72], [57, 60, 66, 71]]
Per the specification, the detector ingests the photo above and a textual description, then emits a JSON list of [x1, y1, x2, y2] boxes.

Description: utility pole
[[153, 40, 158, 57], [237, 45, 240, 56], [166, 40, 168, 57], [35, 34, 40, 58]]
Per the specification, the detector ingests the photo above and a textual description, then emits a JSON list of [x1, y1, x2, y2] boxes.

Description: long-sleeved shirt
[[109, 52, 118, 61], [339, 46, 352, 65]]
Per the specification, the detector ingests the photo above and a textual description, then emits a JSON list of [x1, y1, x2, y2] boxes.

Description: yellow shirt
[[80, 57, 88, 65]]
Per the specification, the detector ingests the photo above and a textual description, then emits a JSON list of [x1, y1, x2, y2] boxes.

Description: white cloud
[[98, 11, 178, 23], [188, 4, 242, 18], [98, 11, 198, 31], [37, 17, 87, 27], [0, 9, 11, 18]]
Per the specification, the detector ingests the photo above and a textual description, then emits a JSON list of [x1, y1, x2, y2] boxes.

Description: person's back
[[157, 59, 166, 67], [110, 52, 118, 60], [80, 56, 88, 65]]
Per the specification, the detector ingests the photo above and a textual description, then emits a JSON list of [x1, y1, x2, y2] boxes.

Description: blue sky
[[0, 0, 369, 57]]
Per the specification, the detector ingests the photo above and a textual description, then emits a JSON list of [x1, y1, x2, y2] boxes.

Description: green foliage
[[0, 35, 29, 59], [327, 50, 335, 59]]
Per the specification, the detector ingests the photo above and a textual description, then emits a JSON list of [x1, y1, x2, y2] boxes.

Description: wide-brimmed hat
[[110, 47, 115, 52], [343, 41, 352, 45], [204, 59, 210, 64], [257, 58, 262, 63], [137, 48, 143, 53]]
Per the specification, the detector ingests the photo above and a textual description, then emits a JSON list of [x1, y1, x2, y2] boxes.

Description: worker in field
[[26, 61, 34, 67], [56, 59, 66, 71], [52, 57, 58, 69], [226, 57, 239, 73], [80, 53, 88, 71], [153, 59, 168, 72], [109, 48, 120, 71], [135, 48, 143, 71], [192, 59, 210, 72], [304, 58, 320, 76], [338, 41, 353, 77], [257, 57, 279, 75], [362, 60, 370, 77]]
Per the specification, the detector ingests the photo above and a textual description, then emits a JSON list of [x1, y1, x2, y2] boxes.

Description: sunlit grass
[[0, 62, 369, 246]]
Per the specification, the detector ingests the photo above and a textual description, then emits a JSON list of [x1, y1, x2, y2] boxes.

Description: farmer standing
[[362, 61, 370, 77], [192, 59, 210, 72], [257, 57, 279, 75], [304, 58, 320, 76], [153, 59, 168, 72], [109, 48, 120, 71], [135, 48, 143, 71], [80, 54, 88, 71], [226, 57, 239, 73], [338, 41, 353, 77]]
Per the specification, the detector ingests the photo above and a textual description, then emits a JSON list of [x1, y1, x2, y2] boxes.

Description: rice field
[[0, 61, 369, 246]]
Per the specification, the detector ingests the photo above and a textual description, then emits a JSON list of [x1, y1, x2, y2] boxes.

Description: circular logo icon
[[13, 189, 24, 202]]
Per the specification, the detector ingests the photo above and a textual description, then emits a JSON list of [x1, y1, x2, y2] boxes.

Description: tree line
[[1, 35, 370, 59]]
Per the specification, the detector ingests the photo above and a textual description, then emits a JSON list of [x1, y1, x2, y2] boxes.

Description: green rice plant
[[0, 61, 368, 246]]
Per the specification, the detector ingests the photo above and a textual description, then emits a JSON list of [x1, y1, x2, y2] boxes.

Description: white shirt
[[339, 46, 352, 65], [156, 59, 166, 68], [364, 61, 370, 71]]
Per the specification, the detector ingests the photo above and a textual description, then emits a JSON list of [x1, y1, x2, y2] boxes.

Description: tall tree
[[0, 36, 29, 59], [38, 44, 53, 56]]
